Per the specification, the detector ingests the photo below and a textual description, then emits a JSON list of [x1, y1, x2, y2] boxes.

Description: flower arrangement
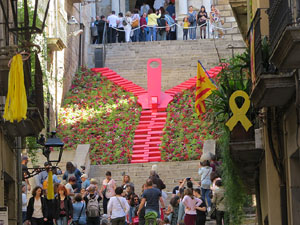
[[57, 67, 141, 165], [160, 86, 219, 161]]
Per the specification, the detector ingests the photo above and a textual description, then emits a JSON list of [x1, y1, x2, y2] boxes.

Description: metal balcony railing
[[253, 9, 263, 77], [268, 0, 293, 53]]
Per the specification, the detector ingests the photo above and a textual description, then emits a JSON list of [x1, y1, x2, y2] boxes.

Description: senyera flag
[[195, 61, 217, 119]]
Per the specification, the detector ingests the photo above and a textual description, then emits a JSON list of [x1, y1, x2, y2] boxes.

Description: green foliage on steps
[[57, 68, 141, 165], [160, 86, 219, 161]]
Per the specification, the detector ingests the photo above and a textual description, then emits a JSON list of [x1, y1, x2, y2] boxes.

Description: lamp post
[[25, 131, 64, 178]]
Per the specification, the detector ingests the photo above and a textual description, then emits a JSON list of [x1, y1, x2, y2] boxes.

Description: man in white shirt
[[107, 11, 119, 43]]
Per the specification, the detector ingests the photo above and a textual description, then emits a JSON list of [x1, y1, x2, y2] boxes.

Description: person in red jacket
[[140, 13, 148, 41]]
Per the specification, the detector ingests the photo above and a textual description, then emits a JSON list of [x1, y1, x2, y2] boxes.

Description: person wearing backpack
[[84, 185, 102, 225], [107, 187, 130, 225], [157, 7, 167, 41], [187, 6, 197, 40]]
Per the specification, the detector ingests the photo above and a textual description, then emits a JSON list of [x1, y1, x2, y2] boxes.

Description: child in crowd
[[22, 183, 27, 223], [183, 17, 189, 40]]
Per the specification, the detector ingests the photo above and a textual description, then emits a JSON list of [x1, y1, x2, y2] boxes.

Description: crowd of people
[[22, 155, 227, 225], [90, 1, 225, 44]]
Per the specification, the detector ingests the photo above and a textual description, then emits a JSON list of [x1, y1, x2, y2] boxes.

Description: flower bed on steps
[[160, 86, 219, 161], [57, 68, 141, 165]]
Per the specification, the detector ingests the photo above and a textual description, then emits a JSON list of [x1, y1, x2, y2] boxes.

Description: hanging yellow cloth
[[47, 170, 54, 200], [3, 54, 28, 122]]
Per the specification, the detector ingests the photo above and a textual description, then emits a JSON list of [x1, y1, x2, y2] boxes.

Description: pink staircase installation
[[91, 68, 147, 96], [92, 62, 223, 163]]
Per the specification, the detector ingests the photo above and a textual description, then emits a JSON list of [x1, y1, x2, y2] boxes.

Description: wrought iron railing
[[268, 0, 293, 53], [253, 9, 263, 77]]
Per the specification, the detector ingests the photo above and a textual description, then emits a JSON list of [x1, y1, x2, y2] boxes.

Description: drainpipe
[[16, 137, 22, 225], [55, 0, 59, 126], [78, 3, 82, 69], [267, 108, 288, 225]]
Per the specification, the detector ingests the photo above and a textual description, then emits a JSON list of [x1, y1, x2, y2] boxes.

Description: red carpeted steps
[[165, 66, 223, 96], [91, 65, 223, 164], [131, 110, 167, 163], [91, 68, 147, 97]]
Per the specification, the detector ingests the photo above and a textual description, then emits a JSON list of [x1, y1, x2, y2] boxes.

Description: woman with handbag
[[100, 171, 116, 214], [54, 185, 73, 225], [131, 9, 140, 42], [198, 160, 212, 211], [107, 187, 130, 225], [72, 194, 87, 225], [26, 186, 48, 225]]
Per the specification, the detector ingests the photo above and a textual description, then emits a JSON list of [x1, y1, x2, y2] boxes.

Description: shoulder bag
[[132, 19, 139, 28], [71, 203, 85, 225], [116, 197, 126, 214]]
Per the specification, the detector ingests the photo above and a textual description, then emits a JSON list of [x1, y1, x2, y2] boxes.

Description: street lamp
[[24, 131, 64, 179], [43, 131, 64, 166]]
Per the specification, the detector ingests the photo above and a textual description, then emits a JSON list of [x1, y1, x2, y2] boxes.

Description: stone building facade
[[45, 0, 96, 130], [230, 0, 300, 224]]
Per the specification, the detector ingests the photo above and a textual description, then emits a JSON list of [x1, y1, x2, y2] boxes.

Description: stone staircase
[[89, 161, 200, 194], [104, 38, 245, 91]]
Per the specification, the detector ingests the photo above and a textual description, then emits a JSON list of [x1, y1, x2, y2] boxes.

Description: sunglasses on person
[[134, 198, 139, 201]]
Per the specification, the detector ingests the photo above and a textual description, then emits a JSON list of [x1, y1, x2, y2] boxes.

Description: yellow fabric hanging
[[47, 170, 54, 200], [3, 54, 28, 122]]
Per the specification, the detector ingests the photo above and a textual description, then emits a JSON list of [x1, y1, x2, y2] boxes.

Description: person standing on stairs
[[100, 171, 116, 214], [107, 187, 130, 225], [197, 6, 208, 39], [187, 6, 197, 40], [137, 179, 166, 219], [117, 13, 126, 43], [107, 11, 119, 43], [147, 9, 161, 41], [124, 11, 133, 43]]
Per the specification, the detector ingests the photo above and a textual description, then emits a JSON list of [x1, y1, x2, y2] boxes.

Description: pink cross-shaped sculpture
[[137, 58, 173, 111]]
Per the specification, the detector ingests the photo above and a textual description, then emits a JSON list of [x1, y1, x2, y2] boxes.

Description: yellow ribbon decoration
[[3, 54, 27, 122], [47, 170, 54, 200], [226, 90, 253, 131]]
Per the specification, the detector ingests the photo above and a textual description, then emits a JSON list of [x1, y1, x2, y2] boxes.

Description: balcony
[[250, 74, 295, 108], [268, 0, 300, 69], [0, 53, 44, 137]]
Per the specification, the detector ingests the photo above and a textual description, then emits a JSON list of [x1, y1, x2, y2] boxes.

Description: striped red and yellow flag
[[195, 62, 216, 119]]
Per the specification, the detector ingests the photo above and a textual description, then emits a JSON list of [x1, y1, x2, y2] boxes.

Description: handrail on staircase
[[102, 22, 107, 67]]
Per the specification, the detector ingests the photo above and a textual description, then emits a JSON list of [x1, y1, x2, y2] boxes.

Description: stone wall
[[89, 161, 200, 194], [215, 0, 241, 40], [0, 132, 18, 225]]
